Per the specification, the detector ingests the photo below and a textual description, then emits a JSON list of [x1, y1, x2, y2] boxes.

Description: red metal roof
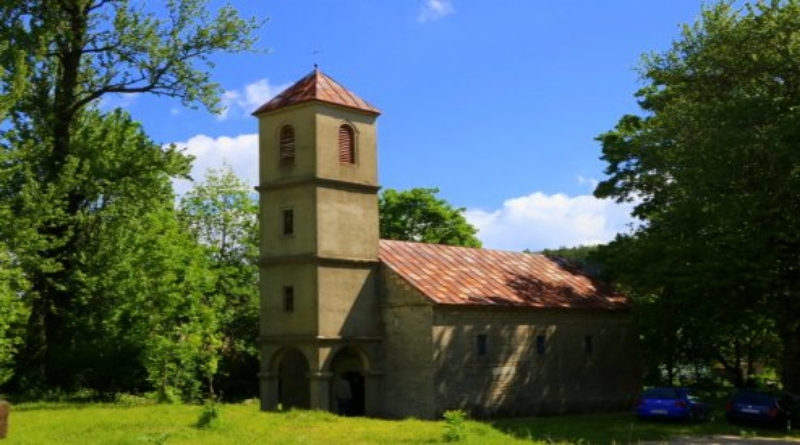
[[252, 68, 380, 116], [379, 240, 628, 310]]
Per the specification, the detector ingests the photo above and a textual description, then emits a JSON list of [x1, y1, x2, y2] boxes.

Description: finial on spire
[[311, 49, 323, 70]]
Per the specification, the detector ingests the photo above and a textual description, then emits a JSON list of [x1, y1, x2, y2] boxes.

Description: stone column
[[308, 371, 333, 412], [258, 371, 279, 411]]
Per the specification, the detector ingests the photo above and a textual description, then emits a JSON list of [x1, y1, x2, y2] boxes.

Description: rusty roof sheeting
[[379, 240, 628, 310]]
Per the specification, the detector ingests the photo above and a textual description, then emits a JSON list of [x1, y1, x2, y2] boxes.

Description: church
[[252, 69, 640, 419]]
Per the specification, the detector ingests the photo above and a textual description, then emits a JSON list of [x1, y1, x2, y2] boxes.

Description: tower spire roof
[[252, 68, 380, 116]]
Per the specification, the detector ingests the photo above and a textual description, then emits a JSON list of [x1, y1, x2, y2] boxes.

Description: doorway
[[277, 347, 310, 409], [330, 347, 366, 416]]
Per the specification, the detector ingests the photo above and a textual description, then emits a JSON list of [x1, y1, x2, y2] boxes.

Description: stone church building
[[253, 69, 640, 419]]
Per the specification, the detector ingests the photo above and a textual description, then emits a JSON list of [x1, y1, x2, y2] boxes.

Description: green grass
[[2, 401, 799, 444], [493, 411, 800, 443]]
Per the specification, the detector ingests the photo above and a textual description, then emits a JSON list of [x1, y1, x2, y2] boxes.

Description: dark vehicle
[[635, 387, 714, 421], [725, 389, 800, 431]]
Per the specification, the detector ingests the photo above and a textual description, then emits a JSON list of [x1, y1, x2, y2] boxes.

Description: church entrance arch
[[275, 347, 310, 410], [329, 346, 368, 416]]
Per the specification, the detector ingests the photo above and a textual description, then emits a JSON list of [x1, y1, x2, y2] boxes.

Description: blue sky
[[117, 1, 707, 252]]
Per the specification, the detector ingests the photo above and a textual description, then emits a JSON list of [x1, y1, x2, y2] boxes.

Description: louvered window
[[279, 125, 295, 165], [338, 124, 355, 164]]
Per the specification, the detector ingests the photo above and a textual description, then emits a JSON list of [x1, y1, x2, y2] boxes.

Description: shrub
[[195, 400, 221, 429], [442, 409, 467, 442]]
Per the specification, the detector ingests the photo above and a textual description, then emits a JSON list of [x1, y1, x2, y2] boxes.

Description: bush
[[442, 409, 467, 442], [195, 400, 221, 429]]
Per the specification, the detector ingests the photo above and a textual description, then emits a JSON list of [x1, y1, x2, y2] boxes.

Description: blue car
[[725, 389, 800, 430], [635, 387, 714, 421]]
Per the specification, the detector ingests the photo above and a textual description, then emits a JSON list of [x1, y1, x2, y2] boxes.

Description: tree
[[179, 165, 259, 400], [0, 108, 222, 400], [537, 245, 603, 276], [379, 188, 481, 247], [0, 246, 28, 387], [595, 0, 800, 390], [0, 0, 260, 391]]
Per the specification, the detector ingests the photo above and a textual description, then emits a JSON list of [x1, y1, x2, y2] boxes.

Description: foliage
[[0, 0, 260, 393], [179, 165, 259, 400], [1, 109, 222, 401], [594, 0, 800, 390], [0, 249, 28, 386], [442, 409, 467, 442], [136, 208, 218, 403], [195, 400, 221, 429], [538, 245, 603, 276], [379, 188, 481, 247]]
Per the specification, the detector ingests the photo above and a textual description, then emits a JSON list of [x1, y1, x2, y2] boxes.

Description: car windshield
[[733, 391, 774, 405], [643, 388, 680, 399]]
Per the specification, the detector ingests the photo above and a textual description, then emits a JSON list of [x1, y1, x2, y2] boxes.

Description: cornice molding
[[256, 176, 380, 194]]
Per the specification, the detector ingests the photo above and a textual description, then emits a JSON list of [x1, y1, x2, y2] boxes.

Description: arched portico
[[277, 347, 311, 409], [329, 346, 367, 415], [260, 346, 312, 411], [324, 344, 383, 416]]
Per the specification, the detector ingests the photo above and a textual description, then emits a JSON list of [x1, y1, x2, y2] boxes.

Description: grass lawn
[[2, 400, 800, 444], [493, 412, 800, 443]]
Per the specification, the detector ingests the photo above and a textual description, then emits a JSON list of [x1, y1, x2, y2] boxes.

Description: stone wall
[[432, 306, 640, 418], [379, 267, 436, 419]]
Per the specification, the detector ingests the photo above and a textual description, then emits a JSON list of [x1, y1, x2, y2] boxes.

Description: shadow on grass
[[491, 412, 800, 444]]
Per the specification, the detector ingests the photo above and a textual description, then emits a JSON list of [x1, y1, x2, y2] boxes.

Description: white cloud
[[170, 133, 258, 196], [465, 192, 636, 252], [218, 78, 290, 120], [418, 0, 455, 22]]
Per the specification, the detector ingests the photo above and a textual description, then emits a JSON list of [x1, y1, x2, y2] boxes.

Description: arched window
[[279, 125, 295, 165], [338, 124, 355, 164]]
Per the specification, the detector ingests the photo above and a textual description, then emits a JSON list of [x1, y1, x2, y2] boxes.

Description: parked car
[[635, 387, 714, 421], [725, 389, 800, 430]]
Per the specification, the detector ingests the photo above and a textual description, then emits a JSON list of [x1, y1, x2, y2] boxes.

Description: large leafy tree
[[45, 109, 218, 400], [0, 0, 259, 390], [379, 187, 482, 248], [179, 165, 259, 400], [595, 0, 800, 390]]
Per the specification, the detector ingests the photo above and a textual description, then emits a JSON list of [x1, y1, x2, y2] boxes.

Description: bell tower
[[253, 69, 382, 414]]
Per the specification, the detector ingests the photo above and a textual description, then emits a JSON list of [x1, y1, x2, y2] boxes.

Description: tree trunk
[[14, 0, 90, 391], [780, 326, 800, 392]]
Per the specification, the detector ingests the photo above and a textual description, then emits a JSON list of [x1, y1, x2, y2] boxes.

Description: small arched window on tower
[[338, 124, 355, 164], [279, 125, 296, 165]]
